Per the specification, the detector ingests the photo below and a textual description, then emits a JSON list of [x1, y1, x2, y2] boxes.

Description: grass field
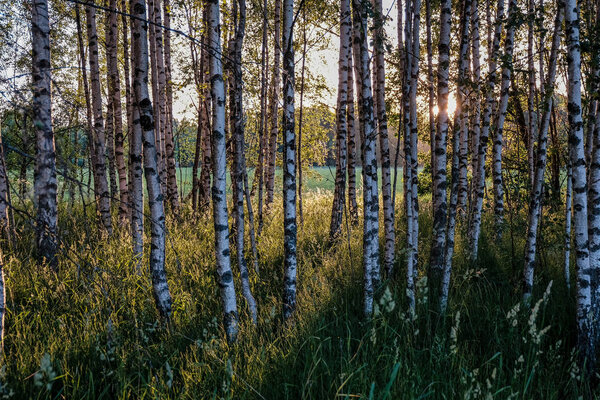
[[0, 185, 591, 398]]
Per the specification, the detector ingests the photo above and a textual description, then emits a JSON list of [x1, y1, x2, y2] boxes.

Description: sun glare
[[432, 95, 457, 117]]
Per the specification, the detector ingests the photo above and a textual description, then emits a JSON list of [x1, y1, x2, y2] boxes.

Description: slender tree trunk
[[564, 0, 595, 366], [265, 0, 281, 213], [526, 0, 536, 189], [409, 0, 421, 277], [106, 0, 129, 223], [426, 0, 435, 198], [353, 0, 380, 317], [198, 10, 212, 211], [491, 0, 518, 235], [131, 0, 173, 319], [468, 0, 481, 215], [429, 0, 452, 287], [468, 0, 505, 258], [127, 0, 143, 270], [147, 0, 164, 194], [163, 0, 179, 214], [32, 0, 58, 269], [297, 9, 307, 225], [347, 44, 359, 225], [230, 0, 257, 323], [281, 0, 297, 321], [440, 0, 471, 313], [565, 159, 572, 291], [330, 0, 351, 241], [256, 0, 269, 232], [522, 5, 563, 302], [104, 0, 118, 204], [372, 0, 395, 276], [86, 3, 113, 235], [0, 130, 9, 235], [207, 0, 239, 341]]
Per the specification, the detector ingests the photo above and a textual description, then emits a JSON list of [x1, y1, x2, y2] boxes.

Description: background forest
[[0, 0, 597, 397]]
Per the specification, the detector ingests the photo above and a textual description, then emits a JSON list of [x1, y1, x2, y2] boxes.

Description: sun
[[432, 94, 457, 116]]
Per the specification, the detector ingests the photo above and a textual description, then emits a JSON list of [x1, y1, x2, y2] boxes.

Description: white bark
[[207, 0, 239, 340], [330, 0, 351, 241], [429, 0, 452, 279], [353, 0, 381, 317], [282, 0, 297, 321], [373, 0, 395, 275], [564, 0, 594, 364], [130, 0, 173, 320], [440, 0, 471, 313], [491, 0, 518, 234], [522, 5, 563, 302], [86, 3, 113, 235], [32, 0, 58, 268], [468, 0, 505, 259]]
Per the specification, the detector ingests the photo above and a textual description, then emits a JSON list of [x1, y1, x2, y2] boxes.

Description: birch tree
[[86, 3, 112, 235], [522, 4, 563, 302], [130, 0, 173, 319], [32, 0, 58, 268], [105, 0, 128, 222], [330, 0, 351, 241], [491, 0, 518, 234], [373, 0, 395, 275], [281, 0, 297, 321], [207, 0, 239, 340], [468, 0, 505, 258], [429, 0, 452, 288], [353, 0, 380, 317], [230, 0, 257, 322], [265, 0, 281, 212], [440, 0, 471, 312], [564, 0, 595, 364]]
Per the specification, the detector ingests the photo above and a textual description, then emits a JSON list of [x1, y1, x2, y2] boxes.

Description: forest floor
[[0, 180, 594, 398]]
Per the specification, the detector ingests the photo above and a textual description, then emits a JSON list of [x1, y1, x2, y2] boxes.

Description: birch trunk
[[372, 0, 395, 275], [162, 0, 180, 215], [198, 9, 212, 211], [346, 47, 359, 225], [32, 0, 58, 269], [256, 0, 269, 232], [106, 0, 129, 223], [86, 3, 113, 235], [130, 0, 173, 319], [353, 0, 381, 317], [330, 0, 351, 241], [468, 0, 505, 258], [231, 0, 257, 323], [103, 2, 118, 203], [522, 5, 563, 302], [565, 160, 572, 291], [125, 0, 143, 270], [265, 0, 281, 212], [0, 130, 9, 235], [429, 0, 452, 285], [207, 0, 239, 340], [469, 0, 481, 212], [281, 0, 298, 321], [441, 0, 471, 313], [564, 0, 595, 365], [426, 0, 435, 198], [409, 0, 421, 275], [491, 0, 518, 235]]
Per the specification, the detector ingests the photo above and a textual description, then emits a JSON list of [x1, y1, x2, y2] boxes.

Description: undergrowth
[[0, 191, 593, 398]]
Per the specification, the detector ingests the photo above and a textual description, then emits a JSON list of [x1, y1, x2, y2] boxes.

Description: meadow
[[0, 168, 591, 399]]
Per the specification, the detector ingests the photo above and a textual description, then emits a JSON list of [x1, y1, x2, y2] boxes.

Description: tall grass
[[0, 191, 592, 398]]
